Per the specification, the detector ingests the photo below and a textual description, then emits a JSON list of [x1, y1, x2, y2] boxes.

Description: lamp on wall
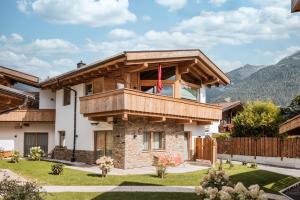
[[14, 134, 17, 138]]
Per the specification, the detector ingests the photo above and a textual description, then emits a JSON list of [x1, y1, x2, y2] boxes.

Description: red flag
[[157, 64, 163, 94]]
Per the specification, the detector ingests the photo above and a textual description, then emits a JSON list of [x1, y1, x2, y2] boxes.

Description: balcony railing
[[0, 109, 55, 123], [80, 89, 222, 122]]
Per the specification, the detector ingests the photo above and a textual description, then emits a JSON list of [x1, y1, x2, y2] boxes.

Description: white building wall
[[0, 123, 55, 156], [39, 89, 56, 109], [199, 85, 206, 103], [54, 84, 112, 151]]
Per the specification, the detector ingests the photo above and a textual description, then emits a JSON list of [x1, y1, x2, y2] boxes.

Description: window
[[152, 132, 165, 150], [63, 89, 71, 106], [140, 66, 175, 80], [85, 83, 93, 96], [141, 85, 173, 97], [143, 132, 150, 151], [58, 131, 65, 147], [116, 82, 125, 89], [180, 84, 198, 101]]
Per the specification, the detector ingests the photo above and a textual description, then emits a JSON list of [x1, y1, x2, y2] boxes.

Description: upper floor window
[[143, 132, 150, 151], [85, 83, 93, 96], [63, 89, 71, 106], [180, 84, 198, 101]]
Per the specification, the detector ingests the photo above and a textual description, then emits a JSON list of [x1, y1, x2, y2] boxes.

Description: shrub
[[200, 170, 231, 190], [0, 175, 44, 200], [10, 151, 20, 163], [196, 170, 267, 200], [250, 163, 258, 169], [28, 147, 44, 161], [154, 153, 178, 179], [51, 163, 64, 175], [242, 161, 247, 166], [0, 147, 4, 160], [232, 101, 281, 137], [96, 156, 114, 177]]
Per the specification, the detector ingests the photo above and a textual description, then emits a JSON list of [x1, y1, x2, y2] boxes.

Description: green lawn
[[45, 192, 198, 200], [0, 160, 298, 194]]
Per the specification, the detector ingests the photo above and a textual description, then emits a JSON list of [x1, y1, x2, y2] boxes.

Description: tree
[[281, 95, 300, 120], [232, 101, 281, 137]]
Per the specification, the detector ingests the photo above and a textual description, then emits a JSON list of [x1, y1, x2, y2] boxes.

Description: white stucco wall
[[0, 123, 55, 156], [199, 86, 206, 103], [39, 89, 56, 109], [210, 121, 220, 134], [54, 84, 112, 151]]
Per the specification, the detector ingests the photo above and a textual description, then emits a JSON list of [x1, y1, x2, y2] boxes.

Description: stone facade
[[112, 117, 185, 169], [52, 117, 186, 169], [52, 146, 95, 164]]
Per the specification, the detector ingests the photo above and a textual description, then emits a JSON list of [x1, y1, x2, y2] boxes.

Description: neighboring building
[[0, 66, 55, 157], [292, 0, 300, 12], [1, 49, 230, 169], [212, 101, 243, 133], [279, 114, 300, 135]]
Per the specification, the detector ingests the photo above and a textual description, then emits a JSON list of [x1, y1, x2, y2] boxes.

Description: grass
[[45, 192, 198, 200], [0, 160, 299, 194]]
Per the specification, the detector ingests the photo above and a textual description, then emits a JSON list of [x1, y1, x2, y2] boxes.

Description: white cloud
[[53, 58, 75, 67], [0, 33, 24, 43], [108, 29, 136, 39], [215, 59, 243, 72], [20, 0, 136, 27], [155, 0, 187, 11], [259, 46, 300, 64], [16, 0, 31, 14], [0, 50, 51, 71], [142, 15, 152, 21], [209, 0, 227, 6], [28, 39, 79, 54]]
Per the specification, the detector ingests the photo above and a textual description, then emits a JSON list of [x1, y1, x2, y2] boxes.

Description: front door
[[184, 132, 190, 160], [94, 131, 113, 159], [24, 133, 48, 156]]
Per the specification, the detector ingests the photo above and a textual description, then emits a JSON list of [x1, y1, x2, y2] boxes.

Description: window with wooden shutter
[[63, 89, 71, 106]]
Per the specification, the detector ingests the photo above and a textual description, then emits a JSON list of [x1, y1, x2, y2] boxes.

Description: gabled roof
[[40, 49, 230, 89], [212, 101, 242, 112], [0, 66, 39, 86]]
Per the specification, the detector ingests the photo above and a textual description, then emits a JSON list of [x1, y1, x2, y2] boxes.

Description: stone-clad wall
[[112, 117, 185, 169], [52, 147, 95, 164]]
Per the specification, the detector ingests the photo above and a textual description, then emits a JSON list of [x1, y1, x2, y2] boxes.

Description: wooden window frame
[[142, 132, 151, 152], [152, 132, 166, 151], [85, 82, 93, 96], [63, 89, 71, 106]]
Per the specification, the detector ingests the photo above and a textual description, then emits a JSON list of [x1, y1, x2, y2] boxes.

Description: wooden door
[[24, 133, 48, 156], [94, 131, 113, 159]]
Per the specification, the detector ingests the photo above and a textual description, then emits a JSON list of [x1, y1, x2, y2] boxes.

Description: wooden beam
[[196, 121, 212, 125], [128, 63, 148, 73], [149, 116, 166, 123], [175, 119, 193, 124], [203, 78, 219, 85]]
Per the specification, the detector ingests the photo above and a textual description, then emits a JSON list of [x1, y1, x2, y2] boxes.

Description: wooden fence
[[195, 137, 217, 166], [217, 137, 300, 159]]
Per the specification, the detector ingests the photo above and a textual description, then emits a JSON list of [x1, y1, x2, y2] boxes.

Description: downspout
[[62, 84, 77, 162]]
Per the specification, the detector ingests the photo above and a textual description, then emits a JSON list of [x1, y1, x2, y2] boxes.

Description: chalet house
[[213, 101, 243, 133], [0, 50, 230, 169], [279, 114, 300, 135], [0, 66, 55, 157]]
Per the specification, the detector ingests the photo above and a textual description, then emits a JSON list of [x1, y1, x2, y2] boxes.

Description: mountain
[[207, 51, 300, 107]]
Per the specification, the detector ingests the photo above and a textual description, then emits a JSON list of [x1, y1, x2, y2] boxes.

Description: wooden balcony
[[292, 0, 300, 12], [80, 89, 222, 123], [0, 109, 55, 123]]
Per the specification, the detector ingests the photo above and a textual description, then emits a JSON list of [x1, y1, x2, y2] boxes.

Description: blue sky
[[0, 0, 299, 79]]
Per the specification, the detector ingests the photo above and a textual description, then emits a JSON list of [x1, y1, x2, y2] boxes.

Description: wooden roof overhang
[[0, 66, 39, 86], [0, 85, 35, 112], [40, 50, 230, 90], [292, 0, 300, 12], [279, 114, 300, 135]]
